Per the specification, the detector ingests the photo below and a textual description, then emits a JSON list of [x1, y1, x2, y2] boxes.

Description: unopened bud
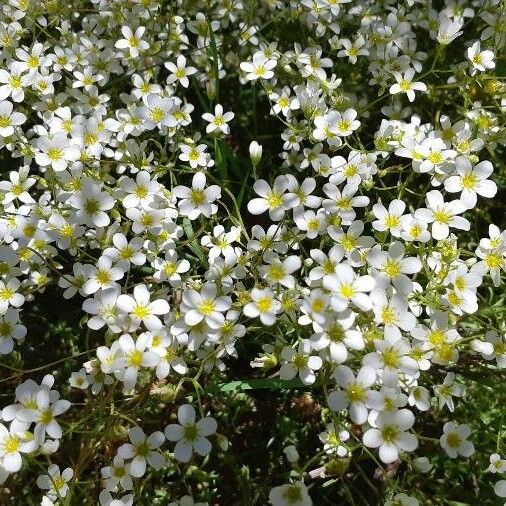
[[413, 456, 432, 473], [283, 445, 299, 463], [249, 141, 262, 167]]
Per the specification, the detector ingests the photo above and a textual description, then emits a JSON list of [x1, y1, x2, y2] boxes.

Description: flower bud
[[413, 456, 432, 473], [283, 445, 299, 463], [249, 140, 262, 167]]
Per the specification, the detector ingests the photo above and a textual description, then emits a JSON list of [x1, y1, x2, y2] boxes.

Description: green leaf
[[214, 138, 228, 181], [209, 377, 316, 393], [207, 19, 220, 101], [182, 218, 207, 267]]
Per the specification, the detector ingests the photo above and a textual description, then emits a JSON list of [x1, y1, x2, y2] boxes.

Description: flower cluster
[[0, 0, 505, 504]]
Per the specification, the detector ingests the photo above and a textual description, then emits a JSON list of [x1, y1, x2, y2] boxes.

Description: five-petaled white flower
[[164, 404, 217, 463]]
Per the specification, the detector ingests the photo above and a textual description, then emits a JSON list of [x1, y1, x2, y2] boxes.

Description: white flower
[[115, 26, 149, 58], [35, 133, 80, 172], [16, 388, 71, 442], [69, 369, 89, 390], [323, 263, 375, 312], [389, 69, 427, 102], [319, 424, 350, 456], [370, 289, 417, 340], [0, 62, 29, 103], [368, 241, 422, 294], [439, 421, 474, 459], [118, 333, 160, 390], [164, 404, 217, 463], [181, 282, 231, 329], [202, 104, 234, 134], [101, 455, 133, 491], [240, 52, 277, 80], [117, 427, 165, 478], [400, 215, 431, 243], [0, 100, 26, 137], [328, 366, 376, 424], [363, 409, 418, 464], [99, 490, 134, 506], [120, 171, 160, 209], [179, 143, 209, 169], [433, 373, 464, 412], [488, 453, 506, 474], [173, 172, 221, 220], [0, 278, 24, 314], [322, 182, 369, 225], [372, 199, 406, 237], [0, 422, 36, 472], [293, 208, 326, 239], [279, 339, 322, 385], [414, 190, 470, 240], [0, 308, 26, 354], [117, 284, 170, 330], [495, 480, 506, 499], [36, 464, 73, 500], [82, 288, 121, 332], [260, 253, 301, 288], [269, 481, 312, 506], [0, 167, 36, 204], [314, 109, 360, 140], [247, 175, 294, 221], [243, 288, 282, 326], [82, 256, 124, 295], [140, 94, 176, 130], [153, 250, 190, 286], [337, 36, 368, 64], [467, 41, 495, 73], [165, 55, 198, 88], [437, 15, 463, 45], [168, 496, 208, 506], [444, 157, 497, 209], [103, 233, 146, 269], [69, 178, 115, 228]]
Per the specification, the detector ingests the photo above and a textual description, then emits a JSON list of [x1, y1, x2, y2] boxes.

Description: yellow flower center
[[0, 287, 13, 301], [428, 330, 446, 346], [346, 384, 365, 402], [461, 173, 477, 190], [381, 307, 396, 325], [0, 116, 12, 128], [257, 296, 273, 312], [96, 269, 111, 285], [135, 185, 148, 198], [381, 425, 399, 443], [149, 107, 165, 123], [267, 192, 283, 208], [433, 209, 451, 224], [446, 432, 461, 448], [190, 189, 206, 205], [132, 305, 150, 318], [127, 350, 143, 367], [484, 252, 502, 269], [339, 283, 355, 299], [399, 80, 411, 91], [382, 348, 400, 367], [268, 264, 285, 281], [4, 436, 20, 453], [199, 299, 216, 316], [384, 215, 400, 229], [383, 259, 401, 277]]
